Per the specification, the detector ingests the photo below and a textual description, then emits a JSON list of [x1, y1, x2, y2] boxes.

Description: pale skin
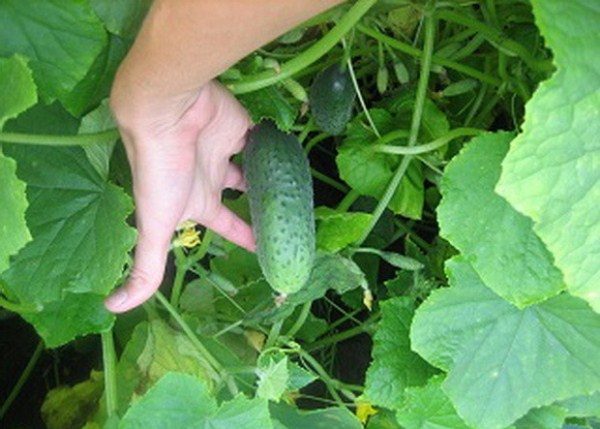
[[105, 0, 344, 313]]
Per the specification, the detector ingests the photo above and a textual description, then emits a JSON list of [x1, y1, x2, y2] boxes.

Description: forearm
[[112, 0, 344, 117]]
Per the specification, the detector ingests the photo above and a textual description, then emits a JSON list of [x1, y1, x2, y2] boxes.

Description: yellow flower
[[173, 221, 201, 248], [355, 400, 378, 424]]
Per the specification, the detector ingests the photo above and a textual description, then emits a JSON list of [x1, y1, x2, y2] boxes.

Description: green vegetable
[[243, 121, 315, 295], [309, 63, 356, 135]]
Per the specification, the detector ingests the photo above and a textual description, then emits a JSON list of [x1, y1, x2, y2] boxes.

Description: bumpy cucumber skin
[[309, 64, 356, 135], [243, 121, 315, 295]]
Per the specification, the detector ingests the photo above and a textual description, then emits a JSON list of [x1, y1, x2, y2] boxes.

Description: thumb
[[105, 230, 171, 313]]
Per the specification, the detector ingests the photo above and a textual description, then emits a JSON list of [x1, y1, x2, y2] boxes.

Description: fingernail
[[105, 289, 128, 310]]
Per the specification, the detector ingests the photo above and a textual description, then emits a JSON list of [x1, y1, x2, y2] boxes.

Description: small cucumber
[[243, 121, 315, 295], [309, 63, 356, 135]]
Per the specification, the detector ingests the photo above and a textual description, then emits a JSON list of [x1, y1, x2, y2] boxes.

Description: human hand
[[104, 81, 255, 313]]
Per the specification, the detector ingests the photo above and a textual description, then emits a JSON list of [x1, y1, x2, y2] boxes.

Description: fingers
[[223, 163, 247, 192], [204, 205, 256, 252], [105, 231, 171, 313]]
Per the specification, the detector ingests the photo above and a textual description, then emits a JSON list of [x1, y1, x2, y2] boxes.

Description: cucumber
[[309, 63, 356, 135], [243, 121, 315, 295]]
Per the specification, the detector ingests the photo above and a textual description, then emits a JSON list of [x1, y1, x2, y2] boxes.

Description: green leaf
[[270, 402, 362, 429], [136, 320, 214, 389], [256, 355, 289, 402], [1, 105, 135, 345], [512, 406, 566, 429], [0, 152, 31, 274], [365, 296, 437, 410], [496, 0, 600, 311], [315, 207, 372, 252], [0, 55, 37, 128], [438, 132, 564, 307], [90, 0, 151, 38], [287, 362, 316, 391], [411, 257, 600, 429], [395, 375, 470, 429], [120, 372, 272, 429], [79, 99, 118, 179], [336, 109, 424, 219], [120, 372, 217, 428], [238, 86, 298, 132], [209, 394, 273, 429], [63, 34, 128, 117], [287, 252, 368, 305], [0, 0, 107, 109], [41, 370, 104, 429], [560, 392, 600, 418]]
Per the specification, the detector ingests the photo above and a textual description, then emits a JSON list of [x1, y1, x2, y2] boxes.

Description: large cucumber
[[309, 63, 356, 135], [243, 121, 315, 295]]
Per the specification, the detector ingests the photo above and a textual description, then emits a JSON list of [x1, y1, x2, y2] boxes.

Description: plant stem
[[357, 24, 502, 86], [0, 130, 119, 146], [265, 320, 283, 349], [336, 189, 361, 212], [285, 302, 312, 338], [297, 350, 345, 407], [155, 292, 224, 380], [305, 315, 379, 352], [228, 0, 378, 94], [436, 10, 553, 73], [374, 127, 483, 155], [170, 247, 188, 308], [304, 133, 329, 154], [101, 331, 118, 419], [0, 340, 44, 419], [311, 168, 349, 193], [344, 39, 380, 138], [188, 229, 214, 266], [357, 4, 437, 246]]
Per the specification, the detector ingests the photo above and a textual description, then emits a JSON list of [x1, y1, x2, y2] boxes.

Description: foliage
[[1, 0, 599, 428]]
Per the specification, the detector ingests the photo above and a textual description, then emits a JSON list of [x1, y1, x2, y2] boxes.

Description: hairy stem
[[101, 330, 118, 419], [374, 127, 483, 155], [228, 0, 378, 94], [357, 23, 502, 86], [0, 130, 119, 146], [0, 340, 44, 419], [357, 3, 437, 245]]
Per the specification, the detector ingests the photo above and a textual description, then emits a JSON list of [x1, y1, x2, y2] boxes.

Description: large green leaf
[[79, 99, 118, 178], [315, 207, 372, 252], [90, 0, 151, 39], [238, 86, 298, 132], [496, 1, 600, 311], [0, 55, 37, 128], [336, 109, 424, 219], [1, 141, 135, 346], [63, 34, 128, 117], [438, 132, 564, 307], [270, 402, 363, 429], [364, 296, 437, 409], [395, 375, 470, 429], [120, 372, 272, 429], [256, 355, 289, 402], [0, 0, 107, 109], [411, 257, 600, 429], [0, 152, 31, 274]]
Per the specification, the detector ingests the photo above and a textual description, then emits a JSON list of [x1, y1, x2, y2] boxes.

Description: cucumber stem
[[101, 330, 118, 419], [357, 23, 502, 86], [0, 340, 44, 419], [228, 0, 378, 94], [374, 127, 483, 155], [0, 129, 119, 146], [356, 2, 437, 246]]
